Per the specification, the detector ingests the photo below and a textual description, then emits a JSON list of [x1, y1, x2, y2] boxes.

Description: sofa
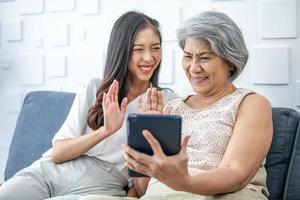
[[3, 91, 300, 200]]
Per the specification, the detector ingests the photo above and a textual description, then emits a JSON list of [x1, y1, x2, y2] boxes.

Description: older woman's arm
[[178, 94, 272, 195]]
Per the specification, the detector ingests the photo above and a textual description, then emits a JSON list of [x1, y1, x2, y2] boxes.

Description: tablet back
[[127, 114, 182, 177]]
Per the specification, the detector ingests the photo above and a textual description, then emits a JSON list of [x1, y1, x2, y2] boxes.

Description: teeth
[[140, 65, 152, 73], [141, 66, 151, 69], [140, 66, 151, 68], [194, 77, 207, 80], [192, 77, 208, 84]]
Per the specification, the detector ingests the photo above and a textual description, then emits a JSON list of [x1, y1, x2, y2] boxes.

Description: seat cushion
[[4, 91, 75, 180], [266, 108, 300, 200]]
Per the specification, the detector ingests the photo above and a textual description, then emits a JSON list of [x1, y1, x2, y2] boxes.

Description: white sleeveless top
[[167, 88, 255, 175]]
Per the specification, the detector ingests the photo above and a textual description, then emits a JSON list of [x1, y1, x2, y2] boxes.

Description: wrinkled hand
[[102, 80, 128, 136], [123, 130, 191, 190]]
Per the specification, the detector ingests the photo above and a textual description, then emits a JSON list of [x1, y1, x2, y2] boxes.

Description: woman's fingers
[[180, 134, 191, 155], [125, 160, 149, 176], [138, 96, 144, 113], [157, 91, 164, 112], [114, 80, 119, 102], [145, 87, 163, 113], [150, 88, 158, 110], [143, 130, 165, 157], [102, 92, 107, 107], [107, 80, 118, 102], [106, 80, 115, 96], [146, 88, 151, 111], [123, 144, 161, 177], [120, 97, 128, 113], [163, 106, 173, 115], [103, 80, 127, 114], [123, 144, 152, 165]]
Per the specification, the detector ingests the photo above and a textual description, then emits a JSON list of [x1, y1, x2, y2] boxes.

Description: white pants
[[78, 180, 268, 200]]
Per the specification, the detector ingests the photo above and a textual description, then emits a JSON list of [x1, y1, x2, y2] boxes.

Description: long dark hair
[[87, 11, 162, 130]]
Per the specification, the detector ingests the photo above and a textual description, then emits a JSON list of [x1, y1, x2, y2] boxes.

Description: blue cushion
[[4, 91, 75, 181], [284, 117, 300, 200], [266, 108, 300, 200]]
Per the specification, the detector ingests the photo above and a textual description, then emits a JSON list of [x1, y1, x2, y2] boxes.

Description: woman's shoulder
[[77, 78, 101, 105], [237, 88, 270, 104], [83, 78, 102, 90], [79, 78, 101, 94], [239, 90, 272, 114]]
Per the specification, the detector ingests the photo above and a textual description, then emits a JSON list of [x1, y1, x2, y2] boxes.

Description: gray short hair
[[177, 11, 248, 81]]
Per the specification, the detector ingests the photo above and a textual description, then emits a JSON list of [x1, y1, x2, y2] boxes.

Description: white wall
[[0, 0, 299, 182]]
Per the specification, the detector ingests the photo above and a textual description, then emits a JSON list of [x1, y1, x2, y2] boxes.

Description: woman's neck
[[125, 79, 151, 102], [187, 83, 236, 109]]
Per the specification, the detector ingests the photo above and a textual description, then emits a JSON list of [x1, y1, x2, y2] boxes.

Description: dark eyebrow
[[133, 43, 161, 47], [133, 44, 143, 47], [152, 43, 161, 46]]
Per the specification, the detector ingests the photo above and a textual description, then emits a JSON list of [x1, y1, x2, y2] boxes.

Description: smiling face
[[182, 37, 233, 95], [127, 26, 161, 84]]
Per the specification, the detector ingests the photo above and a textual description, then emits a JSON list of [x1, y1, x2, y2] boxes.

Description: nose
[[189, 59, 202, 73], [143, 50, 154, 63]]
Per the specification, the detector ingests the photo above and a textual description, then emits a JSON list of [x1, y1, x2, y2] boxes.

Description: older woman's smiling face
[[182, 38, 233, 95]]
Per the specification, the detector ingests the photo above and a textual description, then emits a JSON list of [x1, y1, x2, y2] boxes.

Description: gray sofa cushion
[[4, 91, 75, 181], [266, 108, 300, 200]]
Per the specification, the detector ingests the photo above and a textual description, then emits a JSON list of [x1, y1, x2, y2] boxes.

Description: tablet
[[127, 113, 182, 177]]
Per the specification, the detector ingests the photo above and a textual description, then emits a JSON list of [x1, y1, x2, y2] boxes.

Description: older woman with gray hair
[[121, 11, 273, 200]]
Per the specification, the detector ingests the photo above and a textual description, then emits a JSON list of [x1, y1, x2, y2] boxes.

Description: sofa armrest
[[266, 107, 300, 200], [283, 116, 300, 200]]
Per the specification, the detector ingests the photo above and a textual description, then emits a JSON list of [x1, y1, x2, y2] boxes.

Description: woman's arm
[[133, 177, 151, 197], [127, 186, 139, 197], [127, 178, 150, 197], [51, 127, 110, 163], [124, 94, 273, 195], [180, 94, 273, 195], [52, 80, 128, 163]]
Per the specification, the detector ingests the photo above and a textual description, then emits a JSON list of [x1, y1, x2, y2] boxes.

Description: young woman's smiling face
[[127, 27, 161, 83]]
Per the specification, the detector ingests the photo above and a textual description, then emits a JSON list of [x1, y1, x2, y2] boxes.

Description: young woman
[[0, 11, 177, 200]]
